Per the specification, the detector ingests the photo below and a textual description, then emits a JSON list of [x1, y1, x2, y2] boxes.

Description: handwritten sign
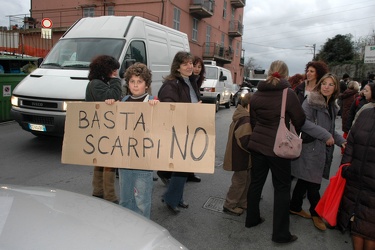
[[61, 102, 216, 173]]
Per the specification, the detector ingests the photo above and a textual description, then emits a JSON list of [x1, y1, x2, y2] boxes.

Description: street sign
[[364, 45, 375, 64], [41, 18, 53, 29]]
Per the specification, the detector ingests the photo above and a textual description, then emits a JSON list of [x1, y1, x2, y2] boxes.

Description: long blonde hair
[[266, 60, 289, 85]]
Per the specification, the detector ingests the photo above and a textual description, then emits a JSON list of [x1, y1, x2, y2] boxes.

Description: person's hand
[[148, 99, 159, 106], [326, 136, 335, 146], [105, 99, 116, 105], [341, 141, 347, 149], [198, 100, 202, 103]]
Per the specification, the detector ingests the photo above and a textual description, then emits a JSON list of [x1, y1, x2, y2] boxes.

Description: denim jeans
[[163, 172, 188, 208], [118, 169, 153, 218]]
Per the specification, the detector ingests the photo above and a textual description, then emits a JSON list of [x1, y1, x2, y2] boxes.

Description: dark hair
[[288, 73, 304, 90], [367, 82, 375, 101], [305, 61, 329, 83], [193, 56, 205, 88], [369, 73, 375, 80], [314, 73, 340, 101], [124, 63, 152, 87], [342, 73, 350, 79], [165, 51, 193, 80], [241, 92, 252, 107], [88, 55, 120, 82]]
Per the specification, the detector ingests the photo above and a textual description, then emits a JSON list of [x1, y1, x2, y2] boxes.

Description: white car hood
[[200, 79, 217, 88], [0, 185, 186, 250], [13, 68, 89, 100]]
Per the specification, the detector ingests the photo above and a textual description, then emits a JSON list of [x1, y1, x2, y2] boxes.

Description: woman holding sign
[[85, 55, 122, 203], [157, 51, 201, 214]]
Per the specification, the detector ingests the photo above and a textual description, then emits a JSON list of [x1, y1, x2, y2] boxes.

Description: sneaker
[[289, 209, 312, 219], [223, 206, 243, 216], [312, 216, 327, 231]]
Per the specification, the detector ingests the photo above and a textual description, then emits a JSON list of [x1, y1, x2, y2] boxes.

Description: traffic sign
[[41, 18, 53, 29]]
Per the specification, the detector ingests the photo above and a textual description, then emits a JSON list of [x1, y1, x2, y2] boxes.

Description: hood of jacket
[[232, 105, 249, 123], [257, 78, 291, 92], [341, 88, 359, 100], [307, 91, 338, 110]]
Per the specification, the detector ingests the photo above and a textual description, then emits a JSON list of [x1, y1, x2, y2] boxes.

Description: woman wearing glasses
[[289, 73, 346, 231]]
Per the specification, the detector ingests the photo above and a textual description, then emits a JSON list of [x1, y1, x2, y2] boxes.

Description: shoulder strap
[[280, 88, 288, 118]]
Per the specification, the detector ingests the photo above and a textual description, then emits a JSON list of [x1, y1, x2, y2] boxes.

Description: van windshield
[[41, 38, 125, 69], [205, 67, 218, 80]]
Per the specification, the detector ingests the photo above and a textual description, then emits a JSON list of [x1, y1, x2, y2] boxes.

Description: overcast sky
[[1, 0, 374, 74]]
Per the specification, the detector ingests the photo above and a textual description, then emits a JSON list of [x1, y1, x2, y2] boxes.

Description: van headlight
[[63, 101, 68, 111], [11, 96, 18, 107]]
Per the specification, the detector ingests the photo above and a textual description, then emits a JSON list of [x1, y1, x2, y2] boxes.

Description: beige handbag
[[273, 88, 302, 159]]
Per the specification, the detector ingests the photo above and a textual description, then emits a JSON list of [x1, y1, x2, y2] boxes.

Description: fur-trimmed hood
[[306, 91, 338, 110]]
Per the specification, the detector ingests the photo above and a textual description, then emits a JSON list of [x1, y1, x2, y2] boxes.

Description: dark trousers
[[290, 178, 321, 217], [246, 152, 292, 242]]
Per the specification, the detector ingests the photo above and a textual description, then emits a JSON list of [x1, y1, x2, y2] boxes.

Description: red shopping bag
[[315, 163, 350, 227]]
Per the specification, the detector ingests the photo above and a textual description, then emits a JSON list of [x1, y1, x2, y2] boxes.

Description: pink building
[[18, 0, 246, 83]]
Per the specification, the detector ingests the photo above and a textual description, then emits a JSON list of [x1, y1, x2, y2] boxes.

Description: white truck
[[10, 16, 189, 136], [200, 62, 233, 112]]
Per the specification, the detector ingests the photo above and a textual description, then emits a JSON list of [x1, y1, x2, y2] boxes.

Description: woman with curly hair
[[295, 61, 329, 104], [86, 55, 122, 203]]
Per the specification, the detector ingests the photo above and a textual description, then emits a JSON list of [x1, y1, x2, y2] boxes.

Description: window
[[205, 25, 211, 54], [121, 40, 147, 79], [173, 7, 181, 30], [221, 33, 225, 47], [236, 42, 240, 56], [223, 1, 227, 19], [107, 6, 114, 16], [192, 18, 198, 41], [83, 7, 95, 17]]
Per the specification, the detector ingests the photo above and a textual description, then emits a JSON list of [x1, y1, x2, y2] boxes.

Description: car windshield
[[205, 67, 218, 80], [41, 38, 125, 69]]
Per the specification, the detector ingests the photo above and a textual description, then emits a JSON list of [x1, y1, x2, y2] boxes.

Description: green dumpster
[[0, 56, 39, 122]]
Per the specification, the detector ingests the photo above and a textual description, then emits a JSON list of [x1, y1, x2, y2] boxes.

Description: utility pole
[[305, 44, 316, 60]]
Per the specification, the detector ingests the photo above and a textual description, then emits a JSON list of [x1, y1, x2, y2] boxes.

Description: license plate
[[28, 123, 46, 132]]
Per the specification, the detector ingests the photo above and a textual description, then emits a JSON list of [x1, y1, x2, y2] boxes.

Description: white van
[[200, 64, 233, 112], [10, 16, 189, 136]]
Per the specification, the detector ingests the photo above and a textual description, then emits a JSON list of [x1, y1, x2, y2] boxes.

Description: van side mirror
[[119, 59, 136, 78], [37, 58, 43, 67], [220, 75, 227, 81]]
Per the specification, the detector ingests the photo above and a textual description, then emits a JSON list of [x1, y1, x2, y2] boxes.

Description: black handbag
[[301, 132, 316, 144]]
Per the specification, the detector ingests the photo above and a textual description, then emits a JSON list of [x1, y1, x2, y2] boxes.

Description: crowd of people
[[85, 52, 375, 248]]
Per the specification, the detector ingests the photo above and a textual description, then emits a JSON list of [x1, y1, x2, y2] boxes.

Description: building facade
[[3, 0, 246, 83]]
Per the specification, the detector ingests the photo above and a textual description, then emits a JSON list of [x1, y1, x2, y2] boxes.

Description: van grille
[[23, 114, 54, 125], [22, 100, 58, 109]]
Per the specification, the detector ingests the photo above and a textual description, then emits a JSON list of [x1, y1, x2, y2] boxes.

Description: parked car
[[0, 185, 187, 250], [235, 86, 252, 107], [229, 84, 240, 106]]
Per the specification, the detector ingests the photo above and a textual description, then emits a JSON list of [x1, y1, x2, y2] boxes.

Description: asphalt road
[[0, 105, 353, 250]]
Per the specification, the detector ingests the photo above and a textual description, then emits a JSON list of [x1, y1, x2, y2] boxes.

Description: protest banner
[[62, 102, 215, 173]]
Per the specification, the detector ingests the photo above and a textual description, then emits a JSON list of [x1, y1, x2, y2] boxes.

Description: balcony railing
[[229, 20, 243, 37], [230, 0, 246, 8], [202, 42, 232, 64], [189, 0, 214, 19]]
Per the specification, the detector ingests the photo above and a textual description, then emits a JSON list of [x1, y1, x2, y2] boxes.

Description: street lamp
[[305, 44, 316, 60]]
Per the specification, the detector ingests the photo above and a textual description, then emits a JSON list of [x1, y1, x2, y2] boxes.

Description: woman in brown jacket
[[245, 60, 306, 244]]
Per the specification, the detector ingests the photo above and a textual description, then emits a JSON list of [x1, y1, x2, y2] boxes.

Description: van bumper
[[10, 107, 66, 136], [200, 93, 217, 103]]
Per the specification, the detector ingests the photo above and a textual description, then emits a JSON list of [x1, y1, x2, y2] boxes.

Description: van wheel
[[225, 101, 230, 109], [215, 97, 220, 113]]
